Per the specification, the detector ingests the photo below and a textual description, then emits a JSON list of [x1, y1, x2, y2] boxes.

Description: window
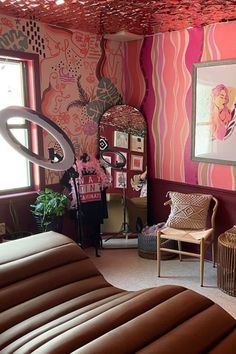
[[0, 51, 40, 194]]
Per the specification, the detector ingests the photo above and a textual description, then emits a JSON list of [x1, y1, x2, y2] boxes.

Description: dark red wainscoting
[[148, 178, 236, 260]]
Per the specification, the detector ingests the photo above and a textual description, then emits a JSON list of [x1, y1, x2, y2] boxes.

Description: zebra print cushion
[[166, 192, 212, 230]]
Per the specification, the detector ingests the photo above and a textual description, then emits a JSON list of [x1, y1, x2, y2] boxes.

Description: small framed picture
[[130, 154, 143, 171], [114, 171, 127, 188], [130, 135, 144, 153], [114, 130, 129, 149], [115, 151, 127, 169]]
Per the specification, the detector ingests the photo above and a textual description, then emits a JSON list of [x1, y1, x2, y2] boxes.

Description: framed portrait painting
[[192, 58, 236, 165], [130, 134, 144, 153], [113, 130, 129, 149], [114, 171, 127, 188]]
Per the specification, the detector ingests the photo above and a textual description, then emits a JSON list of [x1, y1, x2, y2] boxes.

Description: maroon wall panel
[[0, 193, 37, 237], [148, 178, 236, 238]]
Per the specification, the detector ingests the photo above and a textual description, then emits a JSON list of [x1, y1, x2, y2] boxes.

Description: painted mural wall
[[0, 14, 125, 185], [138, 21, 236, 191], [2, 13, 236, 193]]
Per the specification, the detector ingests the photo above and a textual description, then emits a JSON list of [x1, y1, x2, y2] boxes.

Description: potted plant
[[31, 188, 69, 233]]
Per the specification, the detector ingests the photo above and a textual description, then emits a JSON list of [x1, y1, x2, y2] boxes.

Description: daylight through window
[[0, 57, 33, 192]]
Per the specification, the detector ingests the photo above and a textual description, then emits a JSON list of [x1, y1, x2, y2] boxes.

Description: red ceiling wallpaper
[[0, 0, 236, 35]]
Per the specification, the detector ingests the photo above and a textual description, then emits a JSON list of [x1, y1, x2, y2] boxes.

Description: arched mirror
[[99, 104, 147, 245]]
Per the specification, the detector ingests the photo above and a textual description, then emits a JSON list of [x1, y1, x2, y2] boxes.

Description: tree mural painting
[[0, 16, 125, 185], [86, 77, 123, 122], [66, 76, 123, 155], [42, 74, 123, 184]]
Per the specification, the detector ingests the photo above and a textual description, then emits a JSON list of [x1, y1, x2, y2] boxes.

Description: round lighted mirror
[[0, 106, 75, 171]]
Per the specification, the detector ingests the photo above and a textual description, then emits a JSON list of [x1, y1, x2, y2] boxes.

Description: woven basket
[[138, 233, 176, 260]]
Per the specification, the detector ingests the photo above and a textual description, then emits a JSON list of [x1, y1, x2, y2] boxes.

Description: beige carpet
[[86, 247, 236, 319]]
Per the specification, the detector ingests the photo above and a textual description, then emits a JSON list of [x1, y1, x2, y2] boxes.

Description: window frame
[[0, 49, 43, 196]]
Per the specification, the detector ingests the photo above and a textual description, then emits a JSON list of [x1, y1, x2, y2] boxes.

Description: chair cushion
[[165, 192, 212, 230]]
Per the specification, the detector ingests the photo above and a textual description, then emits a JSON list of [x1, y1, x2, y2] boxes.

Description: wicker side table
[[217, 231, 236, 297]]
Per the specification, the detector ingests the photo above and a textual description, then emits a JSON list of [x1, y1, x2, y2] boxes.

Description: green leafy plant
[[31, 188, 69, 232]]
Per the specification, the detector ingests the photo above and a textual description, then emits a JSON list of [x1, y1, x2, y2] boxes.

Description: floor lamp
[[0, 105, 84, 245]]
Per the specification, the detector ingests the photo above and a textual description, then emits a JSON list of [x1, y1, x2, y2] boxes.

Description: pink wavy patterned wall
[[136, 22, 236, 191], [124, 40, 145, 107]]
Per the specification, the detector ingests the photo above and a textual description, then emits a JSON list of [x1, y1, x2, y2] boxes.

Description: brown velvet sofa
[[0, 231, 236, 354]]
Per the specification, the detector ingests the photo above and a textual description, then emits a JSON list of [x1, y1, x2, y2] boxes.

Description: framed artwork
[[130, 154, 143, 171], [114, 171, 127, 188], [192, 58, 236, 165], [130, 134, 144, 153], [115, 151, 127, 168], [114, 130, 129, 149]]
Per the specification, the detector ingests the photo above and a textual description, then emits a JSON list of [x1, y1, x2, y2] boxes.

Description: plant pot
[[2, 231, 32, 242], [34, 215, 64, 233]]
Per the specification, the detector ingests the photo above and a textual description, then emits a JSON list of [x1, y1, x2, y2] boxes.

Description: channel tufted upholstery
[[0, 231, 235, 354]]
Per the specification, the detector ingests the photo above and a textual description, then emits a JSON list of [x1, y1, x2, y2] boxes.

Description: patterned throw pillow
[[165, 192, 212, 230]]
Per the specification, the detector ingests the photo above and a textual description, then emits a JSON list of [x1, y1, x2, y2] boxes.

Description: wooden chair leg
[[200, 239, 205, 287], [157, 231, 161, 277], [212, 242, 215, 267], [212, 239, 217, 268], [177, 241, 182, 261]]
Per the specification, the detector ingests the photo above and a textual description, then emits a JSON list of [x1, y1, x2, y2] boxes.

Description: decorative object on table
[[217, 230, 236, 297], [130, 134, 144, 152], [192, 58, 236, 166], [31, 188, 69, 232], [113, 130, 129, 149], [130, 154, 143, 171]]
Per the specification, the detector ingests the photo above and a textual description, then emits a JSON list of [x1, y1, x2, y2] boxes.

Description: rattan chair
[[157, 194, 218, 286]]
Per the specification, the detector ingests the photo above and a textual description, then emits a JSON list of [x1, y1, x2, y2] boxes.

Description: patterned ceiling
[[0, 0, 236, 35]]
